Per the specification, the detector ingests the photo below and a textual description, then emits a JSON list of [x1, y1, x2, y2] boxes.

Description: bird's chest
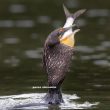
[[44, 44, 73, 74], [46, 44, 73, 60]]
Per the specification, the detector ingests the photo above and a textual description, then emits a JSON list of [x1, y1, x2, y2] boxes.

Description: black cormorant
[[43, 5, 86, 104]]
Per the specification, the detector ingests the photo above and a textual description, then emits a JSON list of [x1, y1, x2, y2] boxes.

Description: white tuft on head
[[62, 17, 75, 39]]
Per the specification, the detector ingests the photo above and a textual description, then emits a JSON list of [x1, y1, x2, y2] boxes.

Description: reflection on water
[[0, 20, 34, 28], [0, 0, 110, 110], [9, 4, 26, 13], [65, 0, 79, 8], [87, 9, 109, 17], [37, 16, 51, 24], [0, 20, 14, 28], [3, 37, 20, 44], [3, 56, 20, 67], [24, 49, 42, 59], [0, 93, 99, 110]]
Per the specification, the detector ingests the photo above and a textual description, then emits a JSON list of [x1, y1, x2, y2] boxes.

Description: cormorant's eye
[[58, 28, 64, 38], [59, 28, 64, 33]]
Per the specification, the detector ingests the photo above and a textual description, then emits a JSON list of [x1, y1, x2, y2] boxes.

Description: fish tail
[[63, 4, 86, 20]]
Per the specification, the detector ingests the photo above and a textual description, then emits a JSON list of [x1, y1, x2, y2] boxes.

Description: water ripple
[[3, 56, 20, 67], [75, 46, 95, 53], [0, 93, 99, 110], [15, 20, 34, 28], [80, 53, 106, 60], [101, 41, 110, 48], [93, 60, 110, 67], [0, 20, 34, 28], [0, 20, 14, 28], [37, 16, 51, 24], [24, 49, 42, 59], [66, 0, 79, 8], [87, 9, 109, 17], [3, 37, 20, 44], [9, 4, 26, 13]]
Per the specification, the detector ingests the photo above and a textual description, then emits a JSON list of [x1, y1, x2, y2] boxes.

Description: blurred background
[[0, 0, 110, 109]]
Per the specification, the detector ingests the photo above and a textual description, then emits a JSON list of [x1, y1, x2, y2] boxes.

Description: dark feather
[[43, 43, 73, 86]]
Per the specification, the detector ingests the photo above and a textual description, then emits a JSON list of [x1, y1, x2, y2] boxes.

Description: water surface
[[0, 0, 110, 110]]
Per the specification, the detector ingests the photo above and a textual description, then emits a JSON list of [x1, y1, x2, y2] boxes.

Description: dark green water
[[0, 0, 110, 109]]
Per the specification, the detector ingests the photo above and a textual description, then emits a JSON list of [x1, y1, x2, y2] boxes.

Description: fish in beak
[[60, 5, 86, 47]]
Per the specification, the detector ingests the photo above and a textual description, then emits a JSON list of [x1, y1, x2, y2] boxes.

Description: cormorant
[[43, 5, 86, 104]]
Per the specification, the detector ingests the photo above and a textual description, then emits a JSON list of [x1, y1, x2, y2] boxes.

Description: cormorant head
[[46, 25, 80, 48], [45, 5, 86, 48]]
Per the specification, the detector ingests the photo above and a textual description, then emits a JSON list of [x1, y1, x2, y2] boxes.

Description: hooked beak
[[59, 24, 76, 36], [60, 24, 80, 40], [63, 24, 76, 32]]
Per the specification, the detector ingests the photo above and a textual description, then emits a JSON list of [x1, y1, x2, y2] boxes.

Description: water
[[0, 93, 98, 110], [0, 0, 110, 110]]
